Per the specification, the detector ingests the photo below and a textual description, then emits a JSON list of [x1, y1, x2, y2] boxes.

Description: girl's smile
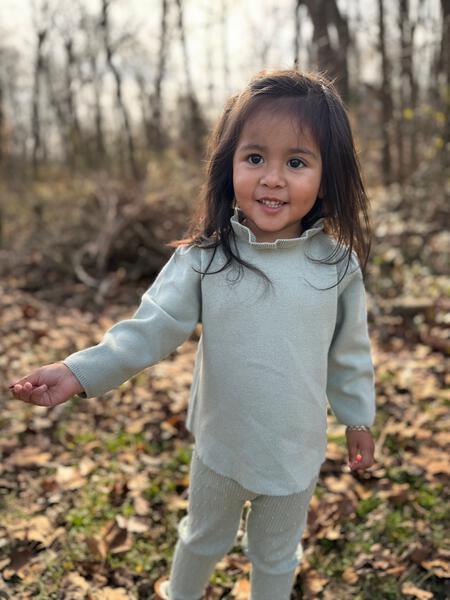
[[232, 108, 323, 243]]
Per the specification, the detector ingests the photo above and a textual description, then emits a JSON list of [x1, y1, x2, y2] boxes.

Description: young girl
[[10, 69, 376, 600]]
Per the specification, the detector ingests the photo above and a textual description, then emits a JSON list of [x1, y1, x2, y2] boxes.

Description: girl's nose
[[259, 166, 285, 187]]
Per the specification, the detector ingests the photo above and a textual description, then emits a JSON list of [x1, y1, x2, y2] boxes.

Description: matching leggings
[[167, 448, 318, 600]]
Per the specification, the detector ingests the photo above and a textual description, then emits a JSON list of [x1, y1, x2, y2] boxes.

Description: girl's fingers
[[348, 452, 362, 467], [12, 382, 32, 392], [349, 453, 366, 470], [11, 384, 26, 399], [29, 386, 49, 405], [32, 385, 48, 394], [36, 385, 48, 396], [351, 456, 374, 472], [11, 382, 46, 403]]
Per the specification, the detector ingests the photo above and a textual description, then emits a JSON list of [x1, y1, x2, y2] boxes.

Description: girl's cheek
[[233, 172, 249, 187]]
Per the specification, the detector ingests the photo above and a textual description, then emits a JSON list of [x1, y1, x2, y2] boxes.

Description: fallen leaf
[[401, 581, 434, 599], [166, 495, 188, 511], [89, 587, 130, 600], [133, 495, 151, 515], [232, 577, 250, 599], [56, 465, 87, 490], [6, 447, 52, 467], [85, 535, 109, 560], [302, 569, 329, 596], [342, 566, 358, 583], [115, 515, 149, 533], [421, 559, 450, 578], [8, 515, 63, 546]]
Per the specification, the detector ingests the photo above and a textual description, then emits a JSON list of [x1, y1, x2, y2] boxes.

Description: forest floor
[[0, 182, 449, 599]]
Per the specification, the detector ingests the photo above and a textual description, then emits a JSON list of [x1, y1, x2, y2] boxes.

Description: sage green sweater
[[64, 206, 376, 495]]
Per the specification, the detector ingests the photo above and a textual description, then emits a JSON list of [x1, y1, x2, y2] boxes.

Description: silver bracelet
[[346, 425, 370, 432]]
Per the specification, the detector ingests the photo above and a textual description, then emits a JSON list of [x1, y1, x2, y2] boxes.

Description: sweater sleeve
[[326, 252, 376, 427], [63, 244, 202, 399]]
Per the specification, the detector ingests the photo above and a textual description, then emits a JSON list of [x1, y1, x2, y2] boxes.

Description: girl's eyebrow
[[238, 143, 318, 160]]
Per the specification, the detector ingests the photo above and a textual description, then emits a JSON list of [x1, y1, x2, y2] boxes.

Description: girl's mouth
[[257, 199, 287, 213]]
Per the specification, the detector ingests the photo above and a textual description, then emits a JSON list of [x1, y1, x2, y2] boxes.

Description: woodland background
[[0, 0, 449, 599]]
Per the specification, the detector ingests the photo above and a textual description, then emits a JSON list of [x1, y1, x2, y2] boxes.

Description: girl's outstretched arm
[[63, 244, 202, 398]]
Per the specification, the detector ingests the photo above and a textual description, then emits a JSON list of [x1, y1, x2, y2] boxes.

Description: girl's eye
[[247, 154, 262, 165], [289, 158, 306, 169]]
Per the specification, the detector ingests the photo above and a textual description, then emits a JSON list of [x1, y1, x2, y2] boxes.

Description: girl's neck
[[241, 215, 303, 241]]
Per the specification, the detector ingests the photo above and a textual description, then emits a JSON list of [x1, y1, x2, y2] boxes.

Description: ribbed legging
[[167, 448, 318, 600]]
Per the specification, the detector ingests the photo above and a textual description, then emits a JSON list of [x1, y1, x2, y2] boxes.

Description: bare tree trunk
[[0, 80, 3, 247], [175, 0, 194, 97], [397, 0, 407, 183], [136, 73, 152, 150], [378, 0, 394, 185], [398, 0, 419, 181], [30, 0, 52, 240], [439, 0, 450, 96], [4, 58, 27, 166], [63, 37, 82, 165], [43, 56, 70, 163], [294, 1, 302, 69], [220, 0, 230, 97], [100, 0, 139, 179], [439, 0, 449, 166], [406, 13, 418, 173], [31, 26, 47, 177], [80, 6, 107, 163], [328, 0, 350, 101], [151, 0, 169, 151], [351, 0, 363, 98], [0, 79, 4, 165], [174, 0, 206, 157], [296, 0, 350, 102], [204, 2, 215, 106], [92, 53, 106, 160]]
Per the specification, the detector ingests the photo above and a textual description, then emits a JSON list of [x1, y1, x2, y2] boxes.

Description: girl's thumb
[[34, 384, 48, 392]]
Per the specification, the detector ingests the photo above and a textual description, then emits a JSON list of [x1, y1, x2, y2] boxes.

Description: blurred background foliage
[[0, 0, 447, 308]]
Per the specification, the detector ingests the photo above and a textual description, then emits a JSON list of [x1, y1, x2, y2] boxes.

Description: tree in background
[[0, 0, 445, 184]]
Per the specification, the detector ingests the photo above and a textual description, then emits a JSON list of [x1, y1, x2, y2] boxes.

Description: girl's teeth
[[261, 201, 283, 207]]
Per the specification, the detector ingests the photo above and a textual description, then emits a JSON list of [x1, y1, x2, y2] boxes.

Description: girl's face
[[232, 108, 323, 242]]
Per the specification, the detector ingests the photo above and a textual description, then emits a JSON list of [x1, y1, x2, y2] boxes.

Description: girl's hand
[[346, 428, 375, 474], [9, 362, 84, 407]]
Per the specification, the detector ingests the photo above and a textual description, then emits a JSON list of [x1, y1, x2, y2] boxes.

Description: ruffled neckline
[[230, 206, 325, 249]]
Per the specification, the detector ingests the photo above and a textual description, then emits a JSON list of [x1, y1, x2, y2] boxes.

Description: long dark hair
[[168, 68, 372, 289]]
